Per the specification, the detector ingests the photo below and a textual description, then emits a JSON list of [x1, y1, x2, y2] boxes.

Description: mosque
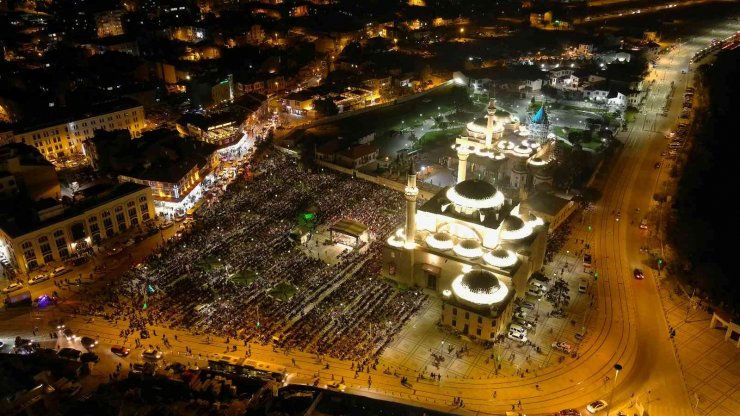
[[383, 100, 552, 341]]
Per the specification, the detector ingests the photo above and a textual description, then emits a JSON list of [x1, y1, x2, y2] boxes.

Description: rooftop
[[527, 192, 572, 216], [0, 182, 150, 239]]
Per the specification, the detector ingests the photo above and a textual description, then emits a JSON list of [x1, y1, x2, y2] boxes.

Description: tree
[[313, 97, 338, 117]]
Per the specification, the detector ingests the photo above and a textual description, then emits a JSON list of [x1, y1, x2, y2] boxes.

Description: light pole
[[608, 363, 623, 416]]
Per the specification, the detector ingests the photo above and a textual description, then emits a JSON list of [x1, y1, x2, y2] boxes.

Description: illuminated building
[[384, 101, 553, 338], [0, 183, 154, 274], [4, 98, 144, 164]]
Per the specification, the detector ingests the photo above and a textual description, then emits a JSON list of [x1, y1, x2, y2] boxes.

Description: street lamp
[[608, 363, 623, 416]]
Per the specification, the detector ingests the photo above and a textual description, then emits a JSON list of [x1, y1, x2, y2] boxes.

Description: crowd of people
[[83, 151, 427, 362]]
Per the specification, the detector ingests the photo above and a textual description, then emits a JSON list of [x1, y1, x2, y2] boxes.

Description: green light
[[658, 259, 663, 265], [594, 271, 598, 281], [587, 225, 592, 231], [256, 321, 260, 328], [143, 303, 148, 309]]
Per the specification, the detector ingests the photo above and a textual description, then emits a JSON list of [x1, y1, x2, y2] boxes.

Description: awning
[[422, 264, 441, 275], [330, 219, 368, 238]]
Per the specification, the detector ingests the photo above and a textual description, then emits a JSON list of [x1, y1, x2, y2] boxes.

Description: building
[[526, 192, 577, 232], [283, 90, 315, 116], [95, 10, 126, 38], [0, 182, 154, 274], [6, 98, 144, 163], [335, 143, 379, 169], [103, 130, 220, 216], [0, 143, 60, 201]]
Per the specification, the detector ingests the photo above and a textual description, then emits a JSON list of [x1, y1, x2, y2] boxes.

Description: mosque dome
[[446, 180, 505, 211], [483, 248, 518, 268], [531, 105, 549, 125], [426, 232, 454, 251], [453, 239, 483, 258], [452, 270, 510, 305], [501, 216, 525, 232]]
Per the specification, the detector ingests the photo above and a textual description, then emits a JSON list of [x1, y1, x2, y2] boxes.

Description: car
[[58, 347, 82, 361], [654, 162, 661, 169], [63, 328, 78, 341], [80, 336, 98, 350], [80, 352, 100, 363], [53, 266, 69, 277], [510, 324, 527, 334], [578, 279, 588, 294], [513, 309, 527, 320], [515, 318, 536, 330], [326, 381, 347, 391], [526, 288, 544, 298], [2, 282, 24, 293], [124, 239, 136, 247], [165, 362, 186, 373], [586, 399, 608, 413], [111, 345, 130, 357], [508, 331, 528, 343], [633, 268, 645, 279], [560, 409, 582, 416], [142, 349, 163, 361], [49, 319, 66, 331], [69, 257, 89, 266], [520, 301, 535, 310], [135, 361, 157, 375], [29, 274, 50, 285]]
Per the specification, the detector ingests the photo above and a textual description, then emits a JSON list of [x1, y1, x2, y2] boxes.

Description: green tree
[[314, 97, 339, 117]]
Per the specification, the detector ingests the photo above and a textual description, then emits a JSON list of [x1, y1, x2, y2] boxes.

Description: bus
[[4, 290, 32, 308], [208, 354, 286, 382]]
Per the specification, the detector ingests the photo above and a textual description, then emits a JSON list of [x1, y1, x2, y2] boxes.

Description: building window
[[476, 328, 482, 336], [477, 316, 483, 324], [452, 308, 457, 316], [465, 312, 469, 319], [490, 332, 496, 339], [451, 320, 456, 327]]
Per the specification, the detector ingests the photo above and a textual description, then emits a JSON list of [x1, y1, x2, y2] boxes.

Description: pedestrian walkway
[[657, 278, 740, 416]]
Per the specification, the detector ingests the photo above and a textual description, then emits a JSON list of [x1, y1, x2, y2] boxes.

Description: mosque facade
[[382, 99, 552, 341]]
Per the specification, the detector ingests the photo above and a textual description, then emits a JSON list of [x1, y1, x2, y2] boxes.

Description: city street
[[1, 19, 738, 416]]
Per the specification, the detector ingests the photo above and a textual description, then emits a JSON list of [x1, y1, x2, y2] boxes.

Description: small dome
[[453, 239, 483, 258], [452, 270, 510, 305], [514, 145, 533, 156], [484, 248, 518, 268], [501, 216, 525, 232], [426, 232, 454, 250]]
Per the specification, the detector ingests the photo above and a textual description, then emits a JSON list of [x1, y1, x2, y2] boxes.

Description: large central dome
[[446, 179, 505, 211], [452, 270, 509, 305]]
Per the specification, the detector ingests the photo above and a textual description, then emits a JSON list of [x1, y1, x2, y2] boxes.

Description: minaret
[[456, 146, 471, 183], [404, 160, 419, 249], [485, 98, 497, 149]]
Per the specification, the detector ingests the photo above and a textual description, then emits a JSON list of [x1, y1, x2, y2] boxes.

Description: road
[[2, 19, 739, 416]]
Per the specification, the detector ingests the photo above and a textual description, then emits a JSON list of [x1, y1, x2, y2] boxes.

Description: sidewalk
[[656, 278, 740, 416]]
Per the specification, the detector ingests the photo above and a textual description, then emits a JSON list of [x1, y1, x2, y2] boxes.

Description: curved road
[[2, 19, 738, 416]]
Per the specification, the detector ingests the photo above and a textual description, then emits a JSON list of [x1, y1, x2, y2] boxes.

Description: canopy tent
[[329, 219, 369, 247]]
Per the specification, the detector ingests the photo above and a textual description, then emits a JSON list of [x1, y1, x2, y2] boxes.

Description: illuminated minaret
[[485, 98, 497, 149], [456, 146, 471, 183], [405, 160, 418, 248]]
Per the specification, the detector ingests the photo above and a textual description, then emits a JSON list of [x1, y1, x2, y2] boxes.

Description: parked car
[[520, 301, 536, 310], [58, 347, 82, 361], [80, 352, 100, 363], [560, 410, 582, 416], [507, 331, 528, 343], [111, 345, 130, 357], [2, 282, 24, 293], [586, 399, 608, 413], [29, 274, 50, 285]]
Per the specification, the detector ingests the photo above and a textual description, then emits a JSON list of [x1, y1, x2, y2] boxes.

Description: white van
[[578, 279, 588, 294]]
